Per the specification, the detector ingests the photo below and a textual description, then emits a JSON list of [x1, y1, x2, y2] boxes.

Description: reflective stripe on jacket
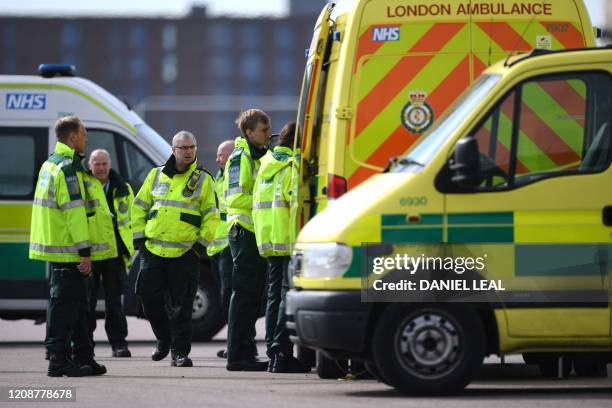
[[207, 167, 229, 256], [132, 157, 219, 258], [252, 146, 293, 257], [29, 142, 92, 263]]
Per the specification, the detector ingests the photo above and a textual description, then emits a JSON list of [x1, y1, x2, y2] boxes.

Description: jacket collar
[[162, 154, 198, 178], [55, 142, 86, 172], [235, 136, 267, 160]]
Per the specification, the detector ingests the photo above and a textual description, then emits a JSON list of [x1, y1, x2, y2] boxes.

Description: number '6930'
[[400, 196, 427, 206]]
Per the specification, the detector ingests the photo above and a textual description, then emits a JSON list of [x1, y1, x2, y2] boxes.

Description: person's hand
[[78, 257, 92, 275]]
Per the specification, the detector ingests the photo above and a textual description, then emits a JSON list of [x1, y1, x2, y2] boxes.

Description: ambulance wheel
[[372, 304, 485, 395], [296, 345, 316, 368], [191, 273, 224, 341], [316, 351, 347, 379]]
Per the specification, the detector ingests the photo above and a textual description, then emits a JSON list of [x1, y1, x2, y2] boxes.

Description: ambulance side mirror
[[449, 137, 482, 189]]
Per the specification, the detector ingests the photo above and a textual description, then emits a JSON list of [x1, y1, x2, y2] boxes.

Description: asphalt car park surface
[[0, 318, 611, 407]]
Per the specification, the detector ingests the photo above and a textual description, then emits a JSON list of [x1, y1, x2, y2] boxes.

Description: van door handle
[[604, 206, 612, 226]]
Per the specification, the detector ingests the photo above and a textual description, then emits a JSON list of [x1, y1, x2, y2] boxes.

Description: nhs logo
[[372, 26, 400, 42], [5, 93, 47, 110]]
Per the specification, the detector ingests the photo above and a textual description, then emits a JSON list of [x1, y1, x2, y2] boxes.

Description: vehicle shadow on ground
[[344, 363, 612, 398]]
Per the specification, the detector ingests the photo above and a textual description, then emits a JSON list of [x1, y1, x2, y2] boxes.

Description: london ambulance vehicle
[[288, 46, 612, 394], [291, 0, 599, 377], [0, 65, 225, 340]]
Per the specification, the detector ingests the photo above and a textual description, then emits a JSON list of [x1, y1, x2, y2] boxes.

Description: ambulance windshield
[[395, 74, 500, 172]]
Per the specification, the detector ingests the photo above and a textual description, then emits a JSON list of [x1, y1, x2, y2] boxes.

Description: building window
[[274, 54, 297, 82], [240, 53, 262, 81], [241, 83, 262, 96], [274, 23, 294, 50], [61, 51, 80, 70], [60, 22, 80, 48], [3, 21, 15, 49], [162, 24, 177, 51], [129, 23, 148, 49], [207, 54, 232, 79], [110, 24, 122, 52], [240, 23, 260, 49], [3, 57, 15, 74], [207, 22, 233, 49], [162, 54, 178, 84], [129, 55, 148, 80]]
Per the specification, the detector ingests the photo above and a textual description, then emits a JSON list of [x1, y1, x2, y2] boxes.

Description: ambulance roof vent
[[38, 64, 76, 78]]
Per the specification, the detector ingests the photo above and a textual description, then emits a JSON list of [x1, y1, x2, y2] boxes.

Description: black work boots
[[47, 353, 92, 377], [271, 353, 311, 373]]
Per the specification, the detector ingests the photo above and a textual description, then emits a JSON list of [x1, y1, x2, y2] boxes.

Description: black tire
[[372, 303, 486, 396], [316, 350, 347, 379], [191, 272, 225, 341], [296, 345, 316, 368]]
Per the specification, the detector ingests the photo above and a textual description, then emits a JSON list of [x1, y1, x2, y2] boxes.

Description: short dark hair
[[278, 122, 296, 149], [235, 109, 270, 136], [55, 116, 82, 143]]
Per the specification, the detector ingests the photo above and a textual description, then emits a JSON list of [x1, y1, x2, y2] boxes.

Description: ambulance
[[287, 46, 612, 394], [0, 65, 225, 340], [290, 0, 600, 378]]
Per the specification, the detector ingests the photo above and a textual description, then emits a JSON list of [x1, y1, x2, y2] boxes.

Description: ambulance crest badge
[[401, 90, 434, 134]]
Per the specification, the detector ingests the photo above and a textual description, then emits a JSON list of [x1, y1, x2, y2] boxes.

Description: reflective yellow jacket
[[253, 146, 294, 257], [207, 168, 229, 256], [224, 136, 267, 233], [29, 142, 92, 263], [132, 156, 219, 258], [83, 170, 134, 264]]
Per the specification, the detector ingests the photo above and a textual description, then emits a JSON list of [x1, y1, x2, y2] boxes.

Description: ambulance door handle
[[604, 206, 612, 226]]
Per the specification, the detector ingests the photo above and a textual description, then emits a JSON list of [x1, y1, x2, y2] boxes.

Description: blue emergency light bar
[[38, 64, 76, 78]]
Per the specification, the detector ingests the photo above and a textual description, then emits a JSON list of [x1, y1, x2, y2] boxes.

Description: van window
[[0, 128, 47, 199], [122, 140, 154, 190], [470, 72, 611, 190], [85, 129, 120, 170]]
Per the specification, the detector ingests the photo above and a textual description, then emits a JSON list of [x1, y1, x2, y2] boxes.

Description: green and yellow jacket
[[132, 156, 219, 258], [83, 169, 134, 265], [29, 142, 92, 263], [253, 146, 294, 257], [223, 136, 267, 233]]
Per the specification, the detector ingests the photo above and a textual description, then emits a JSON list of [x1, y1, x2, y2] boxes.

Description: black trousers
[[265, 256, 292, 355], [227, 225, 267, 363], [45, 263, 93, 360], [88, 256, 129, 350], [211, 246, 233, 323], [136, 246, 199, 357]]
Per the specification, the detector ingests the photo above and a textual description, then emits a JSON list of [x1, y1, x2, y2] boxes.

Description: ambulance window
[[0, 128, 46, 198], [122, 140, 154, 191], [473, 91, 516, 189], [84, 130, 120, 171], [470, 72, 611, 191]]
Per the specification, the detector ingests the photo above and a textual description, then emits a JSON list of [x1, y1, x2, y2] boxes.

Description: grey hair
[[172, 131, 196, 147], [89, 148, 111, 164]]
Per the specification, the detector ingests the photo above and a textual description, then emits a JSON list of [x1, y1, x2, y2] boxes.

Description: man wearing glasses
[[133, 131, 219, 367]]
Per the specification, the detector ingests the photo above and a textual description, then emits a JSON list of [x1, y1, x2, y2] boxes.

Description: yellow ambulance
[[294, 0, 597, 227], [287, 46, 612, 394]]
